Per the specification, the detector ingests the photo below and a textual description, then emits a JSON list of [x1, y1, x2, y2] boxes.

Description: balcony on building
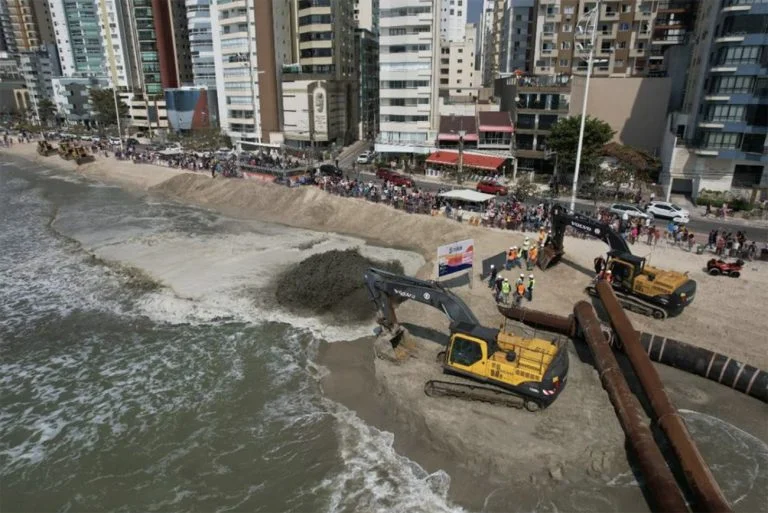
[[722, 0, 768, 15], [513, 74, 571, 94], [716, 12, 768, 45], [477, 112, 514, 149]]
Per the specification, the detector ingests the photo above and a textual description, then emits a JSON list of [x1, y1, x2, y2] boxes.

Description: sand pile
[[274, 248, 403, 321]]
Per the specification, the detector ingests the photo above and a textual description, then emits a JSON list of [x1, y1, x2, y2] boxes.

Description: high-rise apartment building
[[130, 0, 191, 96], [186, 0, 215, 87], [211, 0, 285, 147], [0, 0, 53, 52], [478, 0, 505, 85], [439, 23, 478, 97], [281, 0, 358, 147], [500, 0, 534, 74], [661, 0, 768, 198], [355, 27, 378, 140], [532, 0, 697, 77], [48, 0, 104, 76], [440, 0, 468, 42], [377, 0, 440, 155], [354, 0, 378, 34], [19, 43, 59, 117]]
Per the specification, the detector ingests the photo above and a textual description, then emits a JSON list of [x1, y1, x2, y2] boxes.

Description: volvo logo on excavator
[[394, 288, 416, 299], [572, 221, 600, 236]]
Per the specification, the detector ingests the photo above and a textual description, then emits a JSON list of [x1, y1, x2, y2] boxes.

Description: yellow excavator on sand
[[538, 205, 696, 319], [364, 268, 569, 411]]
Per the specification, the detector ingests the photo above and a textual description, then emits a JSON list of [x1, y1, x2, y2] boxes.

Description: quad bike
[[706, 258, 744, 278]]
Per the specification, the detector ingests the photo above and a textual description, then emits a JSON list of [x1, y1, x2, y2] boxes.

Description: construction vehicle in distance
[[72, 146, 95, 165], [37, 140, 57, 156], [364, 268, 569, 411], [57, 142, 94, 164], [58, 142, 74, 160], [539, 204, 697, 319]]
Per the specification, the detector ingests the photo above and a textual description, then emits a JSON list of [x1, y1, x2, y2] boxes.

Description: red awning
[[437, 133, 479, 141], [478, 125, 514, 133], [426, 151, 506, 171]]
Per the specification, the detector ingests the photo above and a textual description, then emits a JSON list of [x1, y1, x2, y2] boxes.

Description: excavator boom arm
[[549, 204, 630, 255], [363, 268, 479, 330]]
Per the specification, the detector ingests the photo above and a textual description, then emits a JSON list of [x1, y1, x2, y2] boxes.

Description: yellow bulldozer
[[37, 140, 57, 156], [58, 141, 74, 160], [72, 146, 95, 165], [364, 268, 568, 411]]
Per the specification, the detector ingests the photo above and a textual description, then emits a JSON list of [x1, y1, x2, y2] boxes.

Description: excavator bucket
[[537, 246, 563, 270], [373, 325, 414, 363]]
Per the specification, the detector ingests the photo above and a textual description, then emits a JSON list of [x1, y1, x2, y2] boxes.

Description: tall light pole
[[570, 0, 601, 212], [458, 129, 466, 184], [112, 87, 124, 151]]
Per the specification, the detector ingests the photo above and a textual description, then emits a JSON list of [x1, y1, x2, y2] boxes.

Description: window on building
[[706, 104, 745, 122], [702, 131, 741, 150], [718, 46, 761, 65], [561, 41, 571, 49], [390, 28, 406, 35], [561, 24, 572, 32], [619, 22, 629, 31], [559, 59, 569, 66], [712, 76, 754, 94]]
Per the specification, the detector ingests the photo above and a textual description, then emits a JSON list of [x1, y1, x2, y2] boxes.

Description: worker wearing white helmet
[[527, 274, 535, 301], [488, 264, 498, 288], [506, 245, 519, 270]]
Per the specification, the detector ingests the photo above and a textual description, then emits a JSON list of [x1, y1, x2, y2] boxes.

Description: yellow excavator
[[538, 205, 696, 319], [364, 268, 569, 411]]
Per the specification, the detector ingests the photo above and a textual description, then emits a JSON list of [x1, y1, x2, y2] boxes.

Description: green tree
[[546, 115, 615, 180], [89, 88, 129, 127], [601, 142, 660, 193], [37, 98, 57, 125]]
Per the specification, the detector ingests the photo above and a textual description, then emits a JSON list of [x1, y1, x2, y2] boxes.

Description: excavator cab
[[447, 332, 488, 374], [606, 255, 640, 291]]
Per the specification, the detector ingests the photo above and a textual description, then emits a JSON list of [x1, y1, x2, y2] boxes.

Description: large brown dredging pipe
[[573, 302, 689, 513], [498, 304, 768, 403], [595, 281, 732, 513]]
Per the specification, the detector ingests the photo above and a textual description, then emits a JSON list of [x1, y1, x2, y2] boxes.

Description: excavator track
[[424, 380, 541, 412], [586, 285, 667, 320]]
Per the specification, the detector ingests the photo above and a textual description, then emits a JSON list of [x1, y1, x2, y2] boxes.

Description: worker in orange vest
[[527, 244, 539, 271], [515, 280, 527, 306], [506, 246, 519, 269]]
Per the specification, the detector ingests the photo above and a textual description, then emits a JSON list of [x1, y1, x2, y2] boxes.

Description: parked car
[[318, 163, 343, 178], [476, 179, 509, 196], [376, 168, 414, 187], [356, 151, 373, 164], [645, 201, 690, 223], [609, 203, 649, 220]]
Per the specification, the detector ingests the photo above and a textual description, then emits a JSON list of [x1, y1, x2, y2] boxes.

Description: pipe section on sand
[[497, 304, 767, 404], [595, 281, 732, 513], [573, 302, 689, 513]]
